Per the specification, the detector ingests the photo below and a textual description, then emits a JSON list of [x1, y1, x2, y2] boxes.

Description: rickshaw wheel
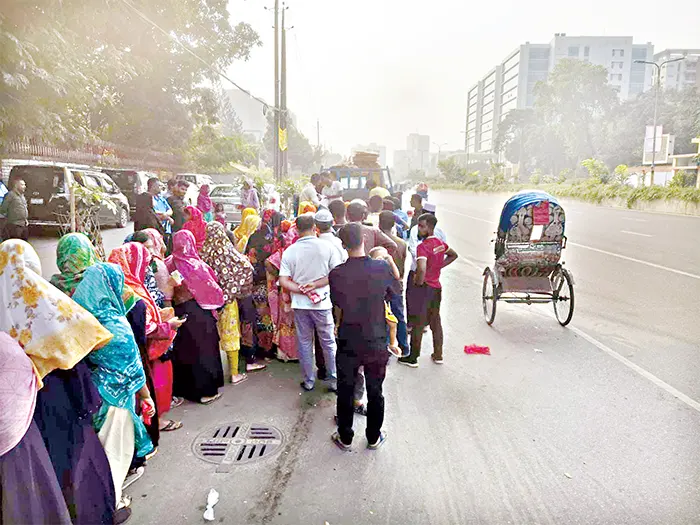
[[482, 268, 498, 325], [552, 268, 575, 326]]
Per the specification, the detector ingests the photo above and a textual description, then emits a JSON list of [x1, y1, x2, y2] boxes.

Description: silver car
[[209, 184, 243, 225]]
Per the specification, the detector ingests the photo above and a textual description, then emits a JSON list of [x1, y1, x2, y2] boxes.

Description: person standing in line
[[378, 210, 409, 357], [346, 201, 397, 257], [409, 193, 424, 229], [298, 173, 324, 211], [167, 180, 189, 233], [328, 199, 347, 233], [279, 214, 342, 392], [315, 208, 347, 263], [329, 223, 401, 451], [241, 178, 260, 212], [321, 174, 343, 206], [197, 184, 214, 222], [399, 214, 458, 368], [150, 178, 173, 246], [367, 195, 383, 228], [0, 176, 28, 241]]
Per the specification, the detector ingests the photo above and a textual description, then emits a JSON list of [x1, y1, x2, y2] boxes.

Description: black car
[[102, 169, 158, 214], [7, 163, 130, 229]]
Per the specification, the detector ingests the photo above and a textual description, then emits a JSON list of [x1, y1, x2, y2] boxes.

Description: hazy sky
[[226, 0, 699, 161]]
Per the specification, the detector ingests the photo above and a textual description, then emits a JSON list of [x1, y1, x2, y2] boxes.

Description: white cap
[[422, 202, 436, 213], [314, 208, 333, 224]]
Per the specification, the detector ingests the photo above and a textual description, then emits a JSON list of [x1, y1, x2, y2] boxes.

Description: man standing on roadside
[[149, 178, 174, 246], [315, 209, 347, 263], [409, 193, 424, 229], [379, 210, 409, 357], [330, 223, 400, 451], [346, 201, 397, 257], [299, 173, 324, 210], [167, 179, 189, 232], [279, 214, 342, 391], [399, 214, 458, 368], [0, 177, 29, 241]]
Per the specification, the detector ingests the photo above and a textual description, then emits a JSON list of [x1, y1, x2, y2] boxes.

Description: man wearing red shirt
[[399, 213, 458, 367]]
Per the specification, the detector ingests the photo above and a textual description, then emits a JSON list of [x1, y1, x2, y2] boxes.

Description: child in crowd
[[369, 246, 401, 357], [214, 203, 227, 226]]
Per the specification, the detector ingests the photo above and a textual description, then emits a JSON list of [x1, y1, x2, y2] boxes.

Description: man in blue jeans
[[279, 213, 342, 391], [379, 211, 409, 356]]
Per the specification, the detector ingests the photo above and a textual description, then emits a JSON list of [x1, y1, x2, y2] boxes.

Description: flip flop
[[200, 393, 222, 405], [159, 420, 183, 432], [122, 467, 144, 490], [387, 345, 402, 357], [170, 397, 184, 409], [231, 374, 249, 385], [246, 363, 267, 372]]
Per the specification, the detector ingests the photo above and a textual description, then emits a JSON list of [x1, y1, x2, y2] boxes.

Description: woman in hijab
[[50, 232, 100, 296], [197, 184, 214, 222], [234, 207, 258, 244], [108, 243, 184, 434], [133, 192, 164, 234], [138, 228, 175, 306], [72, 263, 156, 512], [241, 178, 260, 211], [0, 333, 73, 525], [0, 240, 119, 524], [242, 208, 285, 357], [200, 222, 255, 384], [265, 220, 299, 361], [298, 200, 317, 216], [166, 230, 225, 404], [235, 210, 261, 253], [182, 205, 207, 251]]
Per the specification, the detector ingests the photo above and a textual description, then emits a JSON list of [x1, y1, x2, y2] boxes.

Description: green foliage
[[0, 0, 262, 154], [72, 183, 117, 214], [669, 170, 698, 189], [581, 158, 610, 183], [185, 125, 257, 173], [262, 113, 320, 172], [438, 157, 468, 182], [612, 164, 630, 185], [529, 173, 541, 185]]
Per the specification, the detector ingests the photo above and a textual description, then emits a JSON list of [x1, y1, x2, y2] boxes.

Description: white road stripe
[[622, 217, 648, 223], [621, 230, 652, 237], [441, 206, 700, 281], [568, 325, 700, 413], [569, 242, 700, 280]]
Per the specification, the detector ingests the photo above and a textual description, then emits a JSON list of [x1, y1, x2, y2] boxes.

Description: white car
[[178, 173, 214, 206], [262, 183, 281, 212]]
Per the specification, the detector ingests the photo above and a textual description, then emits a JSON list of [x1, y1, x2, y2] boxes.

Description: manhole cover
[[192, 422, 284, 472]]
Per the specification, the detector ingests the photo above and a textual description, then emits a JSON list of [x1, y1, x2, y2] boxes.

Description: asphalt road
[[28, 194, 700, 524]]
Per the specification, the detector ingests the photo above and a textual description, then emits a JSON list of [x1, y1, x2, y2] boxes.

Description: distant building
[[392, 133, 431, 178], [654, 49, 700, 91], [466, 34, 655, 155]]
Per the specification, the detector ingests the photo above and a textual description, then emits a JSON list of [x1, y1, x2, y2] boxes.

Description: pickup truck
[[320, 166, 396, 202]]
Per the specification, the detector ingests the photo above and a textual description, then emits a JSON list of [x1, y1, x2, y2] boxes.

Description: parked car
[[209, 184, 243, 225], [178, 173, 214, 206], [7, 163, 130, 230], [262, 183, 281, 212], [102, 169, 158, 214]]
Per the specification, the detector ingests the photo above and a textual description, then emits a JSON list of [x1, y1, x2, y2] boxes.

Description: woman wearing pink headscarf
[[182, 205, 207, 252], [197, 184, 214, 222], [166, 230, 225, 404], [0, 333, 73, 524]]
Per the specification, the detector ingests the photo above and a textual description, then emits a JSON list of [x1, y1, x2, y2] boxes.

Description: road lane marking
[[441, 207, 699, 281], [568, 242, 700, 280], [567, 324, 700, 413], [620, 230, 653, 237], [622, 217, 648, 223]]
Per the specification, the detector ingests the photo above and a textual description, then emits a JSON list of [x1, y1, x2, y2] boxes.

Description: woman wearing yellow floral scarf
[[0, 239, 113, 380], [233, 208, 258, 245], [235, 211, 262, 253]]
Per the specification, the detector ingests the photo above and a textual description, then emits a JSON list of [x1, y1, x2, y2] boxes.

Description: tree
[[438, 157, 467, 182], [262, 113, 317, 172], [535, 59, 618, 170], [581, 158, 610, 183], [185, 125, 258, 172]]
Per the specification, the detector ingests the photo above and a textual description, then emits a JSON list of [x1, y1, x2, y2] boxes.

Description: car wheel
[[117, 206, 129, 228]]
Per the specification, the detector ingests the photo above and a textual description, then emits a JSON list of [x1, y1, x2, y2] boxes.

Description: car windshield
[[210, 186, 239, 198], [10, 166, 65, 195], [104, 170, 136, 190]]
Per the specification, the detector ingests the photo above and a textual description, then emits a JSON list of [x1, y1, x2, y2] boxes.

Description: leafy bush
[[529, 173, 540, 185], [669, 170, 697, 189], [612, 164, 630, 185], [581, 158, 610, 184]]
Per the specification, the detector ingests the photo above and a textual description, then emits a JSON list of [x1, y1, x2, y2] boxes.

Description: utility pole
[[316, 118, 320, 149], [273, 0, 280, 182], [279, 4, 288, 180], [635, 56, 684, 186]]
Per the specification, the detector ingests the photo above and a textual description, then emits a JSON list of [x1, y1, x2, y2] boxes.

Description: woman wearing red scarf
[[182, 206, 207, 252]]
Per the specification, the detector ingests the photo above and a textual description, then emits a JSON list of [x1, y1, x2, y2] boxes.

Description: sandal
[[231, 374, 249, 385], [145, 447, 158, 461], [117, 495, 132, 510], [387, 345, 402, 358], [170, 397, 184, 409], [122, 466, 144, 490], [200, 393, 222, 405], [159, 419, 183, 432], [246, 362, 267, 372]]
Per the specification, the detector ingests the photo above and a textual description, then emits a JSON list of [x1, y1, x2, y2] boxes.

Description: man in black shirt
[[329, 223, 401, 451]]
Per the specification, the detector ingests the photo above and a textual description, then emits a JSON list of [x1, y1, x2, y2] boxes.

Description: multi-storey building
[[654, 49, 700, 91]]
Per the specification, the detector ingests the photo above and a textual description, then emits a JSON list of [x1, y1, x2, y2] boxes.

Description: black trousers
[[2, 223, 29, 241], [336, 337, 389, 445]]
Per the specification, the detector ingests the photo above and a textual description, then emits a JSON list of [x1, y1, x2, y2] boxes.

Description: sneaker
[[326, 380, 338, 393], [398, 357, 418, 368], [431, 356, 444, 364], [300, 381, 314, 391], [331, 432, 352, 452], [367, 431, 387, 450]]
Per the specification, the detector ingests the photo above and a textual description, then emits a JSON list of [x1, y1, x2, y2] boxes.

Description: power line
[[118, 0, 275, 111]]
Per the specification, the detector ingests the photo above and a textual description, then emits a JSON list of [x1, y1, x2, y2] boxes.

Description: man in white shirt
[[315, 209, 347, 263], [298, 173, 324, 209], [280, 213, 343, 391], [321, 178, 343, 207]]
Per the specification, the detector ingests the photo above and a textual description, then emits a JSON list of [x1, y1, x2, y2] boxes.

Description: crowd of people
[[0, 173, 458, 523]]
